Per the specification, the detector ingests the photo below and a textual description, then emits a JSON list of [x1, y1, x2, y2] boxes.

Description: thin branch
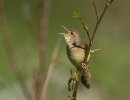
[[86, 0, 114, 63], [2, 27, 31, 100], [33, 52, 39, 100], [70, 0, 114, 99], [0, 0, 31, 99], [71, 70, 83, 100], [41, 37, 62, 100], [22, 3, 37, 43], [79, 17, 91, 42], [33, 0, 51, 99], [73, 11, 90, 42], [91, 0, 99, 21]]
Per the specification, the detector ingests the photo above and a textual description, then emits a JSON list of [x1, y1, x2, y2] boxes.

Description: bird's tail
[[81, 69, 91, 89]]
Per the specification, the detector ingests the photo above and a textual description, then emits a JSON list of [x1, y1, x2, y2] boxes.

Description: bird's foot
[[81, 63, 88, 70], [68, 69, 78, 91]]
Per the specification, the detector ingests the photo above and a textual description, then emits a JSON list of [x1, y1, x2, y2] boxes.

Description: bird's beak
[[58, 33, 67, 37], [58, 26, 69, 37], [62, 26, 69, 32]]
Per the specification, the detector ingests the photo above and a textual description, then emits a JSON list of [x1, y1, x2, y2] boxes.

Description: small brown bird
[[59, 26, 91, 89]]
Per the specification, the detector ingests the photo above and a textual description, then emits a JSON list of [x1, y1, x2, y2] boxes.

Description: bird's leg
[[68, 69, 79, 91]]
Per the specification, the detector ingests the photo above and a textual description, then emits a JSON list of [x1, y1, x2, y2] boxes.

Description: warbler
[[59, 26, 91, 89]]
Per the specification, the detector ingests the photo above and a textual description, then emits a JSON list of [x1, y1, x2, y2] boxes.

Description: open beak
[[59, 26, 69, 36], [58, 26, 69, 37], [62, 26, 69, 32], [58, 33, 67, 37]]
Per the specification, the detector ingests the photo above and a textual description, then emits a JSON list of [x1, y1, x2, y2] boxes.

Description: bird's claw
[[68, 69, 78, 91], [81, 63, 88, 70]]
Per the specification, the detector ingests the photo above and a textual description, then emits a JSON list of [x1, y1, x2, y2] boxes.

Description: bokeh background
[[0, 0, 130, 100]]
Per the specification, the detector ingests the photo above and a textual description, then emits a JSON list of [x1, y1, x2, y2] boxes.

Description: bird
[[59, 26, 91, 89]]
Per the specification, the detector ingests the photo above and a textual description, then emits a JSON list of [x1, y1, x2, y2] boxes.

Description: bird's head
[[59, 26, 83, 46]]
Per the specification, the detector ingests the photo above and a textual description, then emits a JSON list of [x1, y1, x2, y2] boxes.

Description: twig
[[2, 24, 31, 100], [79, 17, 91, 42], [86, 0, 114, 63], [0, 0, 31, 99], [71, 70, 83, 100], [41, 37, 62, 100], [22, 2, 37, 43], [91, 0, 99, 21], [33, 52, 39, 100], [70, 0, 114, 99], [22, 40, 29, 79], [33, 0, 51, 99]]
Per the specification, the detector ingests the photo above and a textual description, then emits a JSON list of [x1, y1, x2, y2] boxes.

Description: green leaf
[[73, 11, 80, 18]]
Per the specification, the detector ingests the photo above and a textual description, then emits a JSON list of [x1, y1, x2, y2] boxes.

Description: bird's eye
[[70, 32, 74, 35]]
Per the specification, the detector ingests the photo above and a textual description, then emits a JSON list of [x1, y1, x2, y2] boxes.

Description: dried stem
[[22, 3, 37, 43], [91, 0, 99, 21], [33, 0, 51, 99], [22, 41, 29, 79], [2, 21, 31, 100], [0, 0, 31, 100], [41, 37, 62, 100]]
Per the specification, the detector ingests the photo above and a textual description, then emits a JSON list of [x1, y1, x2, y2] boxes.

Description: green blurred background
[[0, 0, 130, 100]]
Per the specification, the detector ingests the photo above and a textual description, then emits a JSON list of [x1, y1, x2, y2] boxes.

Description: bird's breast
[[67, 46, 85, 69]]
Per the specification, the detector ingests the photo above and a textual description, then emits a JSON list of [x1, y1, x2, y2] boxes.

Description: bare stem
[[71, 0, 114, 99], [0, 0, 31, 99], [79, 17, 91, 42], [22, 3, 37, 43], [33, 0, 51, 99], [86, 0, 114, 62], [41, 37, 62, 100], [71, 70, 83, 100], [91, 0, 99, 21]]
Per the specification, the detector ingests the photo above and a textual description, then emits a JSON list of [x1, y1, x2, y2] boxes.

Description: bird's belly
[[67, 47, 85, 69]]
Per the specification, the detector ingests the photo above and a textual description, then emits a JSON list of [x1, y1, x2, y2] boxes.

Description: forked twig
[[86, 0, 114, 62], [91, 0, 99, 21], [70, 0, 114, 99]]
